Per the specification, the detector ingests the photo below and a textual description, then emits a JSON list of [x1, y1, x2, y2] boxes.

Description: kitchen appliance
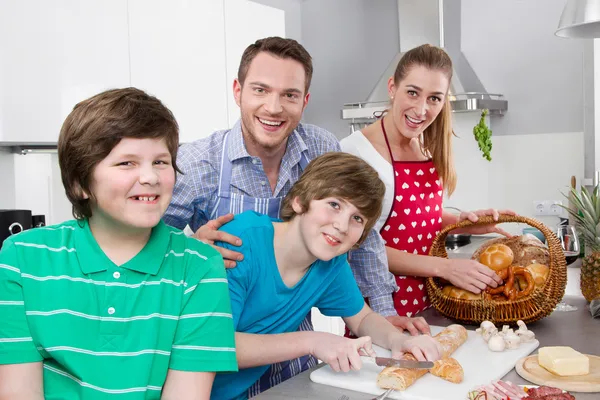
[[310, 325, 539, 400], [341, 0, 508, 132], [0, 209, 36, 247], [443, 207, 471, 250]]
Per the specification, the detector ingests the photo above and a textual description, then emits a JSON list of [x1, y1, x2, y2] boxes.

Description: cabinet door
[[128, 0, 228, 144], [224, 0, 285, 127], [0, 0, 130, 144]]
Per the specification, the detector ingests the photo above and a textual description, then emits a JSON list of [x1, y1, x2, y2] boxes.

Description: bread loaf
[[377, 325, 468, 391], [472, 235, 550, 269], [430, 357, 463, 383]]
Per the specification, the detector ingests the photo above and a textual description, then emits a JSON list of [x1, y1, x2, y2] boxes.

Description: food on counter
[[476, 321, 498, 342], [473, 235, 550, 268], [524, 386, 575, 399], [484, 266, 535, 301], [487, 334, 506, 352], [562, 184, 600, 302], [442, 285, 484, 300], [464, 235, 551, 302], [479, 244, 514, 271], [538, 346, 590, 376], [522, 263, 549, 289], [377, 325, 467, 391], [467, 381, 575, 400], [467, 380, 528, 399], [430, 357, 463, 383], [476, 320, 536, 352], [515, 320, 536, 343]]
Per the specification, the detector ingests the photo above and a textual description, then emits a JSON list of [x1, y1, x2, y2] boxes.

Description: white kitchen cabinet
[[0, 0, 130, 144], [224, 0, 285, 127], [128, 0, 229, 143]]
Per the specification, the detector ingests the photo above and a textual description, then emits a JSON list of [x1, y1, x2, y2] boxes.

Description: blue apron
[[211, 131, 318, 396]]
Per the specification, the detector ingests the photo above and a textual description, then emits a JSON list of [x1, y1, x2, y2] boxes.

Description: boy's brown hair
[[58, 87, 180, 220], [280, 152, 385, 246], [238, 36, 313, 94]]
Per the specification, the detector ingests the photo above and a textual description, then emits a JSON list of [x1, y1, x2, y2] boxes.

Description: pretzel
[[485, 266, 535, 301]]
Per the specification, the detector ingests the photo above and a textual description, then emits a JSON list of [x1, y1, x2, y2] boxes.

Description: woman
[[341, 44, 512, 317]]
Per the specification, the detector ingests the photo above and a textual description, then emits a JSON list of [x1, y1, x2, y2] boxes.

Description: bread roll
[[377, 325, 468, 391], [525, 263, 549, 288], [442, 285, 483, 300], [479, 244, 514, 271]]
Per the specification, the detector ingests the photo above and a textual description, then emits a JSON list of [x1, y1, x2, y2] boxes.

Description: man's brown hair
[[280, 152, 385, 246], [58, 87, 180, 220], [238, 36, 313, 94]]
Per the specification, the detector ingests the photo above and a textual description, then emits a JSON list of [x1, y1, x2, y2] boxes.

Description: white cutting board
[[310, 325, 539, 400]]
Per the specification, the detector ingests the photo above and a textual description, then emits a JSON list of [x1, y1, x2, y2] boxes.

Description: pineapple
[[563, 184, 600, 302]]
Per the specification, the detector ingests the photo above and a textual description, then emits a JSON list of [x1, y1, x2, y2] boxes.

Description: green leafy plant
[[473, 109, 492, 161]]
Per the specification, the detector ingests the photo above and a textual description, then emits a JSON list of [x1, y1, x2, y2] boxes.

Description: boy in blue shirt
[[211, 152, 441, 399]]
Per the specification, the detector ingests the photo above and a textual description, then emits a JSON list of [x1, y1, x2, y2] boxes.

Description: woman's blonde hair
[[280, 152, 385, 246], [393, 44, 457, 196]]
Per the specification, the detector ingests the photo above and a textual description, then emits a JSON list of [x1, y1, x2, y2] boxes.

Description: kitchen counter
[[254, 296, 598, 399]]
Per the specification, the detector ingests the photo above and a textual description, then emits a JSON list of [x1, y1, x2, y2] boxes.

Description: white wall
[[461, 0, 584, 137], [0, 150, 16, 209], [250, 0, 302, 43], [446, 113, 584, 235]]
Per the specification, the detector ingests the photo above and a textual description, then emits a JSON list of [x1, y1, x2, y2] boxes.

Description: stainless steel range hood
[[341, 0, 508, 131]]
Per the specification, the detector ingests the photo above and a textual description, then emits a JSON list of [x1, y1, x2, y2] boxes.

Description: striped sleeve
[[0, 240, 43, 364], [169, 253, 237, 373]]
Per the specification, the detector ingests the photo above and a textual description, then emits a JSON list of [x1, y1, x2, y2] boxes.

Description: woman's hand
[[456, 208, 516, 237], [442, 258, 503, 294]]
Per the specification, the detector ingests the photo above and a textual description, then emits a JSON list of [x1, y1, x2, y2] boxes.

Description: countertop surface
[[254, 296, 598, 399]]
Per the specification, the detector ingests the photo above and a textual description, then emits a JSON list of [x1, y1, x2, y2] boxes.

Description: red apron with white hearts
[[379, 120, 444, 317]]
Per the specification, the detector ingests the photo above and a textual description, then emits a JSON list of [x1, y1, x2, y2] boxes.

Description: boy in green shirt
[[0, 88, 237, 400]]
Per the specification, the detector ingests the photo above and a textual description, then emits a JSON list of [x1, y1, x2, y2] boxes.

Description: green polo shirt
[[0, 219, 237, 399]]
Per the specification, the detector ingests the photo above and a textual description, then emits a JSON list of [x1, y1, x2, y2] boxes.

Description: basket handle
[[429, 213, 565, 271]]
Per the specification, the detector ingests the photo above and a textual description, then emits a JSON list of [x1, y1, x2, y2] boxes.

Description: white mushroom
[[503, 331, 521, 349], [488, 334, 506, 352], [516, 320, 536, 342], [499, 325, 512, 336], [476, 321, 498, 342]]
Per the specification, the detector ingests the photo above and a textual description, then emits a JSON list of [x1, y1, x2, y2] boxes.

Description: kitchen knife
[[374, 357, 434, 369]]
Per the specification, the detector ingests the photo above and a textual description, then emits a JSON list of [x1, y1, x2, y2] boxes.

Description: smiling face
[[387, 65, 450, 140], [85, 138, 175, 233], [292, 197, 367, 261], [234, 51, 309, 155]]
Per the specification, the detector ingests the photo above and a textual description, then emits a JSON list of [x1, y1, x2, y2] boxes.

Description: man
[[163, 36, 423, 396]]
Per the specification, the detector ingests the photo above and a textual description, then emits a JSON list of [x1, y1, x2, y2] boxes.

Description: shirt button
[[113, 271, 121, 279], [252, 159, 258, 165], [107, 307, 115, 315], [261, 181, 267, 186]]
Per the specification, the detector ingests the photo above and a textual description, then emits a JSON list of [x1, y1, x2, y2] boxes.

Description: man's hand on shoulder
[[193, 214, 243, 268], [385, 315, 431, 336]]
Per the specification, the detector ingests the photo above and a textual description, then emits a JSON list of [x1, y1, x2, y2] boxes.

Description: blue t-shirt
[[210, 211, 365, 400]]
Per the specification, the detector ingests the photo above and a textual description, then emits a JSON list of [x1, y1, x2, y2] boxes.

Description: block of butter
[[538, 346, 590, 376]]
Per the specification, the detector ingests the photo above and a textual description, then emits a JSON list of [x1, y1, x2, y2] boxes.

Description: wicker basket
[[425, 214, 567, 325]]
